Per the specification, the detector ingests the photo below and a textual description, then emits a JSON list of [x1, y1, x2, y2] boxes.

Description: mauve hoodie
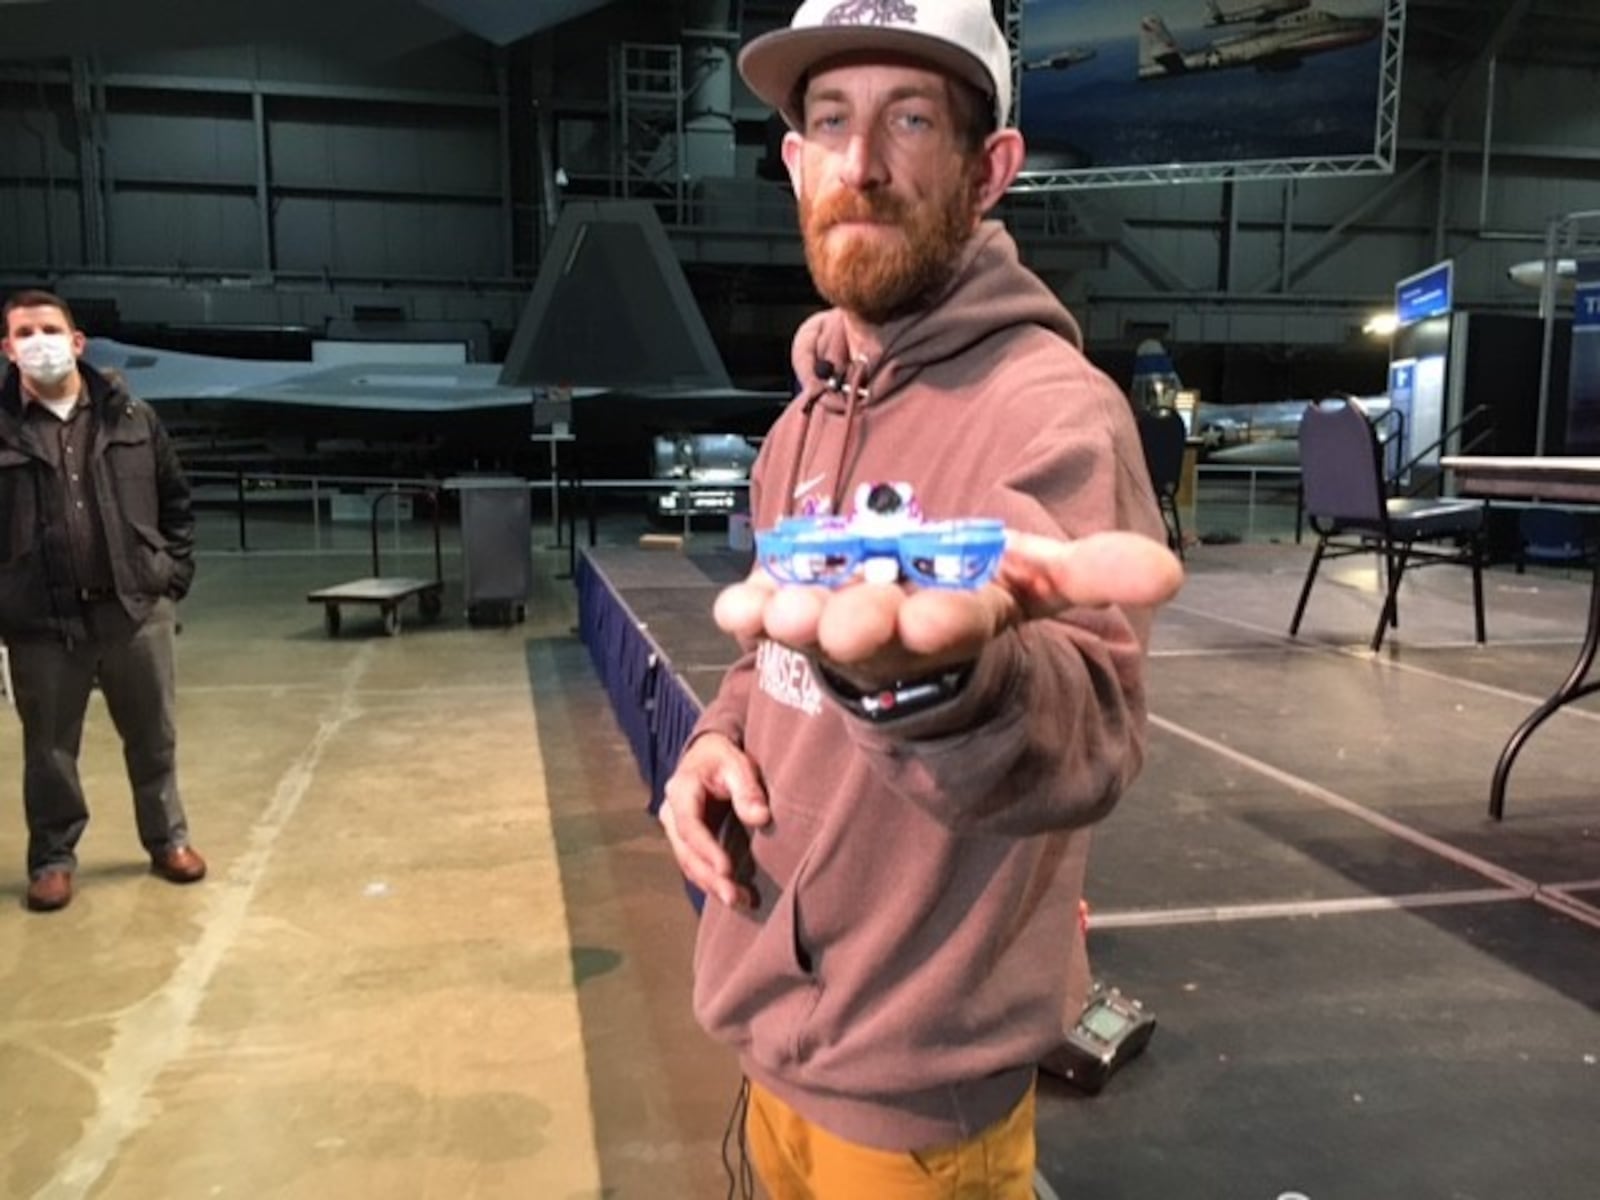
[[689, 220, 1165, 1152]]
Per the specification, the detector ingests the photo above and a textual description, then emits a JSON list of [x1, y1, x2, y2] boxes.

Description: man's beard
[[799, 175, 978, 325]]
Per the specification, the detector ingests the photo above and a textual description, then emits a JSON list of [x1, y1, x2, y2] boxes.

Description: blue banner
[[1565, 259, 1600, 453], [1395, 260, 1453, 327]]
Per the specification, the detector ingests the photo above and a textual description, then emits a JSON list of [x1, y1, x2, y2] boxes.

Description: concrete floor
[[0, 538, 738, 1200], [581, 530, 1600, 1198], [5, 498, 1597, 1198]]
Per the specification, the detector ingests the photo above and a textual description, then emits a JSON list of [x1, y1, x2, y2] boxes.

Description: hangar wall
[[2, 0, 1598, 399]]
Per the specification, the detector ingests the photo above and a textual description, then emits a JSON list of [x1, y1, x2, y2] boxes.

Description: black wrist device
[[820, 663, 973, 723]]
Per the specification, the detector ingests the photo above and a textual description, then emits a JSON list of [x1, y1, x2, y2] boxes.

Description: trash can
[[448, 477, 532, 626]]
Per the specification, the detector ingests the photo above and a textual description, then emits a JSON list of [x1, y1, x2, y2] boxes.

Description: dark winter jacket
[[0, 361, 195, 640]]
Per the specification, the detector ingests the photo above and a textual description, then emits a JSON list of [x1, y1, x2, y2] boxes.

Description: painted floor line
[[1089, 887, 1522, 929], [33, 647, 376, 1200], [1149, 633, 1583, 660], [1164, 600, 1600, 721], [182, 680, 529, 697], [1538, 887, 1600, 926], [1146, 711, 1600, 934]]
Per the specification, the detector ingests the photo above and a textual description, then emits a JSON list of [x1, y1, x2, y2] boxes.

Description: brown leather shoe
[[150, 845, 207, 884], [26, 869, 73, 912]]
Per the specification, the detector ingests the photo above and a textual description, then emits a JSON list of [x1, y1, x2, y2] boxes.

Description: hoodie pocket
[[695, 838, 825, 1070]]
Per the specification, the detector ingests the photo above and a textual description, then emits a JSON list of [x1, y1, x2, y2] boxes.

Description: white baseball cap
[[739, 0, 1013, 134]]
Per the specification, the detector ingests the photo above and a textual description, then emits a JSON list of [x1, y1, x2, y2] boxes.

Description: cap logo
[[823, 0, 918, 27]]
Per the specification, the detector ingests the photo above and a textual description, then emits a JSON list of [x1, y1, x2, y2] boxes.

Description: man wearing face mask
[[1, 289, 205, 913]]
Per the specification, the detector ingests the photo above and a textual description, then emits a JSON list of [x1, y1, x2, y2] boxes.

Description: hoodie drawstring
[[826, 354, 870, 516], [775, 351, 874, 523], [720, 1078, 755, 1200], [776, 387, 828, 520]]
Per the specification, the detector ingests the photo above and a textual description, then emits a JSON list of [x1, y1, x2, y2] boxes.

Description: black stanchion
[[235, 471, 248, 552]]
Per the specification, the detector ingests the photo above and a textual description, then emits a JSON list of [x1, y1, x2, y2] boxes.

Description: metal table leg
[[1489, 555, 1600, 819]]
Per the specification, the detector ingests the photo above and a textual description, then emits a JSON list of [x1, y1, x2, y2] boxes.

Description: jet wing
[[85, 338, 543, 412]]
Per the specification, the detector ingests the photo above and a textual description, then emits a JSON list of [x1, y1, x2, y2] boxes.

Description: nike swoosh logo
[[793, 473, 827, 500]]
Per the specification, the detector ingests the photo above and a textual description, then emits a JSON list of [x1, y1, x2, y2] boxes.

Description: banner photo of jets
[[1018, 0, 1397, 184]]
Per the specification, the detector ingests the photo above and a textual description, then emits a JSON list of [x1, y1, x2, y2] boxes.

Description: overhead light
[[1362, 312, 1399, 337]]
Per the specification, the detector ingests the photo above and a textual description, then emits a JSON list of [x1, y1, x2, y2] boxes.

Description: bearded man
[[657, 2, 1182, 1195]]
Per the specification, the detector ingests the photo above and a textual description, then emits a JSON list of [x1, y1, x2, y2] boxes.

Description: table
[[1441, 456, 1600, 818]]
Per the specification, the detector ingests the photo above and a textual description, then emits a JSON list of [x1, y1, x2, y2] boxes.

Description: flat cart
[[307, 487, 444, 637]]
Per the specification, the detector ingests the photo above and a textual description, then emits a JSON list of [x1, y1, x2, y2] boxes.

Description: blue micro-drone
[[755, 482, 1006, 590]]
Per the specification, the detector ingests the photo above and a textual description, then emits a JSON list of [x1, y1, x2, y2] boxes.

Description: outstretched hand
[[715, 529, 1183, 690]]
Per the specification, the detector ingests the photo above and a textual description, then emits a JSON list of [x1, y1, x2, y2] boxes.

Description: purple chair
[[1289, 398, 1486, 652]]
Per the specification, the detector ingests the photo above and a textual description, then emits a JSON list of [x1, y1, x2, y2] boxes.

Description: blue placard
[[1565, 259, 1600, 452], [1386, 358, 1415, 477], [1574, 266, 1600, 331], [1395, 260, 1453, 326]]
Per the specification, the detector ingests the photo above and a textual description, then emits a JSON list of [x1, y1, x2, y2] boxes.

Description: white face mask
[[13, 333, 78, 386]]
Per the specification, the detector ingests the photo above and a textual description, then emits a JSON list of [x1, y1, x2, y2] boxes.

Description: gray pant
[[9, 598, 189, 877]]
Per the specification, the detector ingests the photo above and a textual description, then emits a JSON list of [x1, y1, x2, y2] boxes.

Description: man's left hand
[[714, 529, 1183, 691]]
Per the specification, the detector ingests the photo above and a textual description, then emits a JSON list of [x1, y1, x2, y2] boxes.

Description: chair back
[[1137, 408, 1186, 499], [1298, 398, 1387, 525]]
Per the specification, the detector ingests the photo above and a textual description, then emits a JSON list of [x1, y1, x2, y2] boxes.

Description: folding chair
[[1289, 398, 1487, 652]]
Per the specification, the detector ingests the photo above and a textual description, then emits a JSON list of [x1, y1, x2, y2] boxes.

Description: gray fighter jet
[[1138, 6, 1381, 79]]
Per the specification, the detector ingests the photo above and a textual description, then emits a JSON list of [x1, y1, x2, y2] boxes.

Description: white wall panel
[[101, 40, 496, 95], [273, 196, 499, 277], [0, 96, 76, 178], [1488, 63, 1596, 144], [0, 187, 84, 268], [269, 108, 498, 195], [5, 0, 1600, 357], [104, 103, 256, 186], [109, 192, 260, 270], [1283, 232, 1434, 296], [251, 42, 496, 93]]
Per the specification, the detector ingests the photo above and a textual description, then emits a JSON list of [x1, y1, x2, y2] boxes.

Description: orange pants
[[745, 1078, 1037, 1200]]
